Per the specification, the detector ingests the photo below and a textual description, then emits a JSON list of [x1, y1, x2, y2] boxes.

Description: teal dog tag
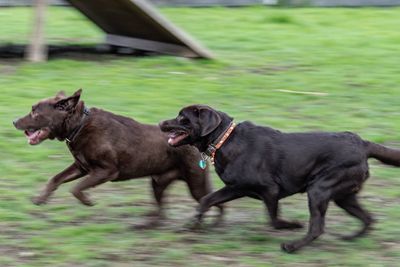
[[199, 159, 207, 169]]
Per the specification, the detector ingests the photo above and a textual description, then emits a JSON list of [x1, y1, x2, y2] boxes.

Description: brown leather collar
[[203, 121, 236, 164]]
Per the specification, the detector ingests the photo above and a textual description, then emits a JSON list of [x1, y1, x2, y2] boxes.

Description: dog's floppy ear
[[198, 106, 222, 137], [54, 89, 82, 111]]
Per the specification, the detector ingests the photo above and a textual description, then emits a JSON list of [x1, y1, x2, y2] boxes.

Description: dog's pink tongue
[[25, 130, 41, 145], [168, 133, 187, 146], [168, 137, 175, 145], [168, 133, 177, 145]]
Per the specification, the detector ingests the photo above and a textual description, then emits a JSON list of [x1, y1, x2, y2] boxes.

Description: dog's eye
[[177, 116, 188, 124], [181, 118, 190, 125]]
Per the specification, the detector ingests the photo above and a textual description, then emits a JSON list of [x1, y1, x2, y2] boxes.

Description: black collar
[[66, 107, 90, 145]]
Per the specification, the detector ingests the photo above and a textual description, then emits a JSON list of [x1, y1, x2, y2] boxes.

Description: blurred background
[[0, 0, 399, 266]]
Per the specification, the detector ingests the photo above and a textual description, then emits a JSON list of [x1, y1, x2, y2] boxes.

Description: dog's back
[[81, 108, 206, 182]]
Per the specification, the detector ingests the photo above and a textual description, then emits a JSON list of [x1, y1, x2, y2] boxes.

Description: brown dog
[[13, 90, 222, 226]]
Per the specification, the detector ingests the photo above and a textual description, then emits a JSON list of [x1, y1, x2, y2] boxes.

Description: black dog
[[160, 104, 400, 252], [13, 91, 223, 227]]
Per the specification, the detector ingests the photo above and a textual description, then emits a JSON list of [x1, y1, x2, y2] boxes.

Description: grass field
[[0, 5, 400, 267]]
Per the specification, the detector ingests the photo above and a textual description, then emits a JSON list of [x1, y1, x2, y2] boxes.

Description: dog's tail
[[366, 141, 400, 166]]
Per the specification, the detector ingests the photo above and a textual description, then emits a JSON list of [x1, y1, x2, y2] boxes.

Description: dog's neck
[[65, 106, 90, 144], [195, 114, 234, 153], [55, 101, 89, 142]]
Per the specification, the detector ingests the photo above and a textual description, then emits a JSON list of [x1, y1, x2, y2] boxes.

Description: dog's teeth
[[168, 133, 177, 138]]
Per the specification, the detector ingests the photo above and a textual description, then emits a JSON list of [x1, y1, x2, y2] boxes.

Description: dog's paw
[[143, 210, 162, 218], [285, 221, 303, 229], [182, 218, 205, 232], [130, 219, 163, 230], [81, 200, 95, 206], [273, 220, 303, 230], [31, 196, 47, 206], [211, 217, 225, 228], [75, 195, 95, 206], [281, 242, 298, 253]]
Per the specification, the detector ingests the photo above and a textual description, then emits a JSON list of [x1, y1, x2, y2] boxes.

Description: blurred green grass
[[0, 5, 399, 267]]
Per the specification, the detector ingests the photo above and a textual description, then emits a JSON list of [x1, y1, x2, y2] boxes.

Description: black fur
[[160, 104, 400, 252]]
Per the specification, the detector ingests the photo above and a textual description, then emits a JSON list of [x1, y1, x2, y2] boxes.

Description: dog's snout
[[159, 120, 170, 130], [13, 119, 18, 127]]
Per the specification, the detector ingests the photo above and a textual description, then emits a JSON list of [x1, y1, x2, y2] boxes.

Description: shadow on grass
[[0, 43, 153, 61]]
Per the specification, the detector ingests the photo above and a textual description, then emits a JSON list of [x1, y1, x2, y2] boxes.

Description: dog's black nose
[[13, 119, 18, 127]]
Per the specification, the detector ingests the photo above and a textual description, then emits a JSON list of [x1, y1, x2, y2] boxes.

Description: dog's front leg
[[189, 186, 244, 229], [70, 168, 118, 206], [260, 188, 303, 230], [32, 162, 86, 205]]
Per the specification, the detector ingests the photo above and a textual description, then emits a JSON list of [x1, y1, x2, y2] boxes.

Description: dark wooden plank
[[65, 0, 212, 58]]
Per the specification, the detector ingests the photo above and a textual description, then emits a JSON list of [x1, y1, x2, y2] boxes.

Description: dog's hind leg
[[70, 169, 118, 206], [148, 171, 178, 219], [334, 194, 374, 240], [130, 171, 179, 230], [131, 174, 177, 230], [32, 162, 86, 205], [281, 185, 330, 253]]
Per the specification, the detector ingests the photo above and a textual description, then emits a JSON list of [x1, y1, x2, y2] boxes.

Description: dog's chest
[[67, 144, 90, 172], [214, 164, 237, 186]]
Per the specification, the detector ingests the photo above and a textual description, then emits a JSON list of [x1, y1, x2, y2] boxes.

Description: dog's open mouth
[[24, 128, 50, 145], [168, 131, 189, 146]]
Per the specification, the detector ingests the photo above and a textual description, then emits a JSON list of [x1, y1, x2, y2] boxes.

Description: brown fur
[[13, 90, 223, 227]]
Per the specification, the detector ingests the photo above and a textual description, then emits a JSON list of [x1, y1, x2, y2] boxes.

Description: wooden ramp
[[66, 0, 213, 58]]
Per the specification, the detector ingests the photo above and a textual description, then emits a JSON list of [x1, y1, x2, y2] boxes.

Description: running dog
[[160, 104, 400, 252], [13, 91, 223, 227]]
